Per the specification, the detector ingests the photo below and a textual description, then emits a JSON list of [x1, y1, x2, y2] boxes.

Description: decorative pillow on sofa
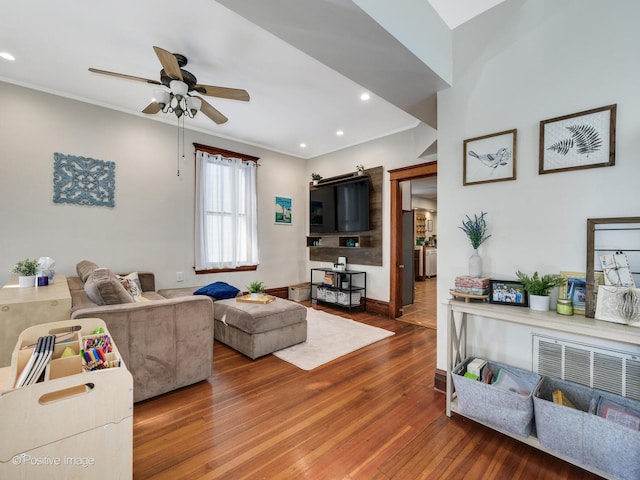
[[76, 260, 99, 283], [84, 268, 135, 306], [116, 272, 143, 297], [194, 282, 240, 300]]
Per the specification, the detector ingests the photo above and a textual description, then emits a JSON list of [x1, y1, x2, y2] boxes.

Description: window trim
[[193, 143, 260, 275]]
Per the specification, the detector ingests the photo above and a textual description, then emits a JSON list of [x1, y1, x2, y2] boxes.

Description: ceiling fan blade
[[199, 98, 228, 124], [153, 46, 183, 81], [194, 84, 250, 101], [88, 68, 162, 85], [142, 102, 161, 114]]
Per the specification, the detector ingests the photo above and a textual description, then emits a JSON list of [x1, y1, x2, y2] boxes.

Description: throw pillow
[[194, 281, 241, 300], [76, 260, 99, 283], [116, 272, 143, 297], [84, 268, 135, 305], [133, 295, 150, 303]]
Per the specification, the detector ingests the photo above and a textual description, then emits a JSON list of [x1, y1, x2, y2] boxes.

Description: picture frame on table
[[274, 195, 292, 225], [560, 271, 605, 315], [489, 279, 529, 307], [539, 104, 616, 175], [463, 129, 517, 186]]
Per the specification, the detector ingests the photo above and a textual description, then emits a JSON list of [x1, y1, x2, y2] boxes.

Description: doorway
[[388, 162, 437, 320]]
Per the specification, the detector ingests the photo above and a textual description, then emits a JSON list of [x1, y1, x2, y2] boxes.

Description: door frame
[[388, 162, 437, 318]]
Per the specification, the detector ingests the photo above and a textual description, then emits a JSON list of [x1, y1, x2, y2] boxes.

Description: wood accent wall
[[309, 166, 383, 266]]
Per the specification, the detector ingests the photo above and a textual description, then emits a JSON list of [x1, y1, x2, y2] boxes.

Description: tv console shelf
[[311, 268, 366, 313], [446, 300, 640, 480]]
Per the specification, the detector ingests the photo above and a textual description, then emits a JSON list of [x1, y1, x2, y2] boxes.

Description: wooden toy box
[[0, 318, 133, 479]]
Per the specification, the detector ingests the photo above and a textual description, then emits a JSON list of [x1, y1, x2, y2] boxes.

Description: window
[[194, 144, 259, 272]]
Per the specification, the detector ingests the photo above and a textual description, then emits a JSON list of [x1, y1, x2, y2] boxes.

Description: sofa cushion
[[116, 272, 143, 297], [84, 268, 135, 305], [76, 260, 99, 283], [194, 281, 240, 300]]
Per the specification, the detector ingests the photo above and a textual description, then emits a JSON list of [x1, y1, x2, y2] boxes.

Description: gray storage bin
[[452, 356, 541, 438], [533, 377, 640, 480]]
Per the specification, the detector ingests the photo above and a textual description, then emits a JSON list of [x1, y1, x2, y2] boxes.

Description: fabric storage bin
[[316, 286, 326, 301], [324, 289, 337, 303], [452, 356, 541, 438], [533, 377, 640, 480], [289, 282, 311, 302], [337, 291, 361, 306]]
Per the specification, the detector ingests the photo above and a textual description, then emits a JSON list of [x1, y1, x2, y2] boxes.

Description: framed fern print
[[539, 104, 616, 174]]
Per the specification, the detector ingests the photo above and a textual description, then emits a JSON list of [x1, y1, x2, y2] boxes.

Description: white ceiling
[[0, 0, 503, 159]]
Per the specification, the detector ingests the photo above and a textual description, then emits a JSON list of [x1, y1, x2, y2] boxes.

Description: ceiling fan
[[88, 46, 250, 125]]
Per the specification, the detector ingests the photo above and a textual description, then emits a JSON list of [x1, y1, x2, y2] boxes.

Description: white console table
[[446, 299, 640, 480]]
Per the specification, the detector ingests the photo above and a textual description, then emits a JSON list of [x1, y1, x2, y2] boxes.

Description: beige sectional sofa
[[68, 261, 214, 402]]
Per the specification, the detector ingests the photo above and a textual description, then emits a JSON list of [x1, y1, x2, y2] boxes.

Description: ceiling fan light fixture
[[153, 89, 170, 108], [187, 96, 201, 116], [169, 79, 188, 97]]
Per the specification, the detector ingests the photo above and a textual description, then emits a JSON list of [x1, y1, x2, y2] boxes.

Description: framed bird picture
[[463, 129, 517, 186]]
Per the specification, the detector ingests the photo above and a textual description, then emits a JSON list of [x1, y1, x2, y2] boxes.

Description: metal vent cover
[[533, 335, 640, 401]]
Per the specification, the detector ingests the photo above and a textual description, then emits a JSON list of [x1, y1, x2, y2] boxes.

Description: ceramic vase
[[529, 294, 550, 311], [18, 275, 36, 287], [468, 249, 482, 277]]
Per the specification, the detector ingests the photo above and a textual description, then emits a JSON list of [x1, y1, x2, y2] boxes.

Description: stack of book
[[14, 335, 56, 388], [454, 276, 490, 295]]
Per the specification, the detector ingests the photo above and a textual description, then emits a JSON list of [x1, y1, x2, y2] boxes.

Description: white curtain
[[195, 151, 259, 270]]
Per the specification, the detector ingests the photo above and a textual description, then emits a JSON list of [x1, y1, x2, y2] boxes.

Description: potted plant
[[11, 258, 39, 287], [515, 270, 564, 311], [356, 164, 365, 175], [247, 280, 266, 300], [459, 212, 491, 277], [311, 173, 322, 185]]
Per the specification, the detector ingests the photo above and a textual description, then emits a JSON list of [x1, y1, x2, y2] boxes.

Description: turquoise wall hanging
[[53, 152, 115, 207]]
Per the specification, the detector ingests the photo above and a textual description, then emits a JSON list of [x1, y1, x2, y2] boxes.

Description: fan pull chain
[[176, 117, 181, 176]]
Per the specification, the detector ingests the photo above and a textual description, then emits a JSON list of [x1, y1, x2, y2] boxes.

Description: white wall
[[436, 0, 640, 370], [0, 82, 308, 291]]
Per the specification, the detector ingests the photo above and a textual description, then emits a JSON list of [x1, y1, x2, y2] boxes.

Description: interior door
[[402, 211, 415, 306]]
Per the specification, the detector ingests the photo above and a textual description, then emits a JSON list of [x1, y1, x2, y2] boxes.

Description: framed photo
[[463, 129, 517, 186], [539, 104, 616, 174], [489, 280, 529, 307], [427, 219, 433, 232], [274, 195, 292, 225], [560, 271, 605, 315]]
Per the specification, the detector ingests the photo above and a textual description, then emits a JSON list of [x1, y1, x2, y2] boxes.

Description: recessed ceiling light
[[360, 92, 370, 101], [299, 143, 307, 148], [0, 52, 15, 61], [336, 130, 344, 136]]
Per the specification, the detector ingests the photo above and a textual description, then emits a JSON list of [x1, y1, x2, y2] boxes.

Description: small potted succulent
[[11, 258, 39, 287], [356, 164, 365, 175], [247, 280, 266, 300], [311, 173, 322, 185], [515, 270, 564, 311]]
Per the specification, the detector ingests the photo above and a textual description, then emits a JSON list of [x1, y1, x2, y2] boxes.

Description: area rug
[[273, 307, 394, 370]]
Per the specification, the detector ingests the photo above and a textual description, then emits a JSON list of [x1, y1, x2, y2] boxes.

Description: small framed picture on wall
[[463, 129, 517, 186]]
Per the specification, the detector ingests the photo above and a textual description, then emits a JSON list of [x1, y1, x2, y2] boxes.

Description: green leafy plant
[[515, 271, 564, 296], [356, 164, 365, 172], [247, 280, 266, 294], [459, 211, 491, 249], [311, 172, 322, 181], [11, 258, 39, 276]]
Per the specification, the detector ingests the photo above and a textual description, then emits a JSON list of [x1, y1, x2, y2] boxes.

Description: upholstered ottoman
[[214, 297, 307, 359]]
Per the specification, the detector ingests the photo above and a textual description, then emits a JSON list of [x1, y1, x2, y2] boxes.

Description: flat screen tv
[[310, 178, 369, 233]]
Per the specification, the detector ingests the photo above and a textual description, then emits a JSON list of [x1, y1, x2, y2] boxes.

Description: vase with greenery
[[311, 173, 322, 185], [459, 212, 491, 277], [247, 280, 266, 299], [356, 164, 365, 175], [11, 258, 39, 287], [515, 270, 564, 311]]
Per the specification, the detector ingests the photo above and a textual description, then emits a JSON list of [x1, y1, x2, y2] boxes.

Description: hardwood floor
[[398, 277, 437, 329], [132, 303, 601, 480]]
